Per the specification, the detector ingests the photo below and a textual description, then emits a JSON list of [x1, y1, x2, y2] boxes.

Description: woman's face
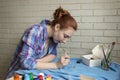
[[53, 24, 75, 43]]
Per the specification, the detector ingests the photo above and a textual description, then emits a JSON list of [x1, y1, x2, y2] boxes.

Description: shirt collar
[[40, 19, 48, 41]]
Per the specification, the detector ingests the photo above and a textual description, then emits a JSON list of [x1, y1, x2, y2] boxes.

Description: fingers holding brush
[[59, 48, 70, 66], [57, 55, 70, 68], [61, 55, 70, 65]]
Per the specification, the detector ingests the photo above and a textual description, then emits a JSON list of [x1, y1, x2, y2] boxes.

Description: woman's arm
[[36, 54, 56, 62], [35, 55, 70, 70]]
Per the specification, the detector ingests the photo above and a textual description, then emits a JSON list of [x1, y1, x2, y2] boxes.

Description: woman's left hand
[[57, 55, 70, 68]]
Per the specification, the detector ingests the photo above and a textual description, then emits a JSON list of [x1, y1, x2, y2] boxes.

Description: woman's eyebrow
[[64, 33, 71, 38]]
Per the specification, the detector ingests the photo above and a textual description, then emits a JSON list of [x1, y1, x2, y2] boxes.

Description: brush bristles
[[112, 42, 115, 45]]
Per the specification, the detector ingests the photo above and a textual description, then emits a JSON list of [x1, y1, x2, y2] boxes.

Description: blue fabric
[[15, 58, 120, 80]]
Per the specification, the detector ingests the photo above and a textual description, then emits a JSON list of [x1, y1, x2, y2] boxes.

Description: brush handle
[[102, 46, 109, 68], [106, 43, 115, 61]]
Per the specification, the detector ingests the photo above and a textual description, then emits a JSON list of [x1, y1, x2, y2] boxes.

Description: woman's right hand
[[57, 55, 70, 68]]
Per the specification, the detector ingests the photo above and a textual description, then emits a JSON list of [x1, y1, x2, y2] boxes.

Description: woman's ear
[[54, 24, 60, 31]]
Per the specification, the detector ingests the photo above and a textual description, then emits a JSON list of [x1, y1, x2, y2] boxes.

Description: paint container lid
[[24, 74, 30, 80]]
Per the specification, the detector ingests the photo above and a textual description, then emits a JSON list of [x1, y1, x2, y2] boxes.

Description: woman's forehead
[[62, 27, 75, 34]]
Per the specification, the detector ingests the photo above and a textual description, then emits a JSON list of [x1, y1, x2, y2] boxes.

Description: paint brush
[[106, 42, 116, 61], [62, 48, 69, 59], [102, 45, 109, 68], [62, 47, 72, 68]]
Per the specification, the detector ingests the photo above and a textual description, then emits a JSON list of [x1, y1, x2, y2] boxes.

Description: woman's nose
[[62, 39, 68, 43]]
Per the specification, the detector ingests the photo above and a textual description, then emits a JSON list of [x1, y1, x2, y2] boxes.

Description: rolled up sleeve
[[20, 25, 42, 69], [20, 44, 37, 69]]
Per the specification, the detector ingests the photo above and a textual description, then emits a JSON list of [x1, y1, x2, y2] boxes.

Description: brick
[[111, 57, 120, 63], [71, 36, 93, 42], [81, 3, 120, 9], [81, 30, 103, 36], [82, 17, 103, 22], [9, 38, 19, 44], [94, 23, 117, 29], [0, 39, 9, 44], [0, 24, 1, 28], [117, 51, 120, 57], [68, 42, 81, 48], [0, 45, 10, 54], [104, 30, 120, 36], [30, 0, 55, 5], [9, 44, 17, 51], [0, 11, 52, 18], [0, 24, 9, 29], [81, 43, 98, 49], [118, 38, 120, 43], [74, 17, 81, 22], [0, 29, 9, 34], [0, 55, 12, 63], [0, 34, 9, 39], [118, 9, 120, 15], [1, 23, 30, 29], [8, 33, 22, 39], [69, 54, 81, 58], [94, 10, 117, 16], [118, 23, 120, 29], [78, 23, 93, 29], [71, 36, 80, 42], [73, 30, 80, 36], [0, 44, 9, 49], [94, 37, 116, 43], [9, 29, 25, 34], [71, 10, 93, 16], [114, 44, 120, 50], [70, 48, 91, 55], [61, 0, 94, 4], [95, 0, 119, 3], [59, 42, 71, 48], [104, 16, 120, 22], [110, 51, 118, 57], [62, 4, 80, 10], [1, 17, 50, 23], [0, 0, 29, 6]]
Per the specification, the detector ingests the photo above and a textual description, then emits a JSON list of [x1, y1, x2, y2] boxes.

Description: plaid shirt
[[5, 20, 58, 79]]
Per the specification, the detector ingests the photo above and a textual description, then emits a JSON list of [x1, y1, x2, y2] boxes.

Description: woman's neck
[[46, 25, 54, 38]]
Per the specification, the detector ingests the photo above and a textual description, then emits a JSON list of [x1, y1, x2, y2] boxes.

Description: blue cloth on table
[[15, 58, 120, 80]]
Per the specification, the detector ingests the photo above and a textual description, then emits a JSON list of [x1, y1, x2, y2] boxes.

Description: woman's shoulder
[[23, 19, 48, 39], [30, 19, 50, 30], [26, 23, 43, 33]]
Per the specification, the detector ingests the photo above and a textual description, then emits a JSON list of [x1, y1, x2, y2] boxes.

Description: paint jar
[[29, 73, 34, 80], [38, 73, 44, 80], [46, 75, 52, 80], [34, 78, 39, 80], [24, 74, 30, 80], [14, 73, 20, 80], [101, 59, 110, 70]]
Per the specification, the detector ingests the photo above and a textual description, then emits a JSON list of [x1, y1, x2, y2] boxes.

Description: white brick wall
[[0, 0, 120, 79]]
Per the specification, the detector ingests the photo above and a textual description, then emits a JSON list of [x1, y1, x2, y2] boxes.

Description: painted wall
[[0, 0, 120, 79]]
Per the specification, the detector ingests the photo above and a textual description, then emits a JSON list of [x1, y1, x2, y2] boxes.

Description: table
[[13, 58, 120, 80]]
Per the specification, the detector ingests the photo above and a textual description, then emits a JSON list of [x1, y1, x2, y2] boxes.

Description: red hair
[[52, 7, 77, 30]]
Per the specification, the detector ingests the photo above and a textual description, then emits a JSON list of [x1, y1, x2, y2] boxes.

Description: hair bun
[[53, 6, 70, 20]]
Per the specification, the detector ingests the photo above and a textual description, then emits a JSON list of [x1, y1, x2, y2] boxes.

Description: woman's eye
[[64, 34, 70, 38]]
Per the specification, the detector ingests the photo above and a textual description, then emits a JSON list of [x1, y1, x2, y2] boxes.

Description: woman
[[5, 7, 77, 79]]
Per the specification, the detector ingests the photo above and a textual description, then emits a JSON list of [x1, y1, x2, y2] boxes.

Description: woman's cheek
[[59, 34, 64, 41]]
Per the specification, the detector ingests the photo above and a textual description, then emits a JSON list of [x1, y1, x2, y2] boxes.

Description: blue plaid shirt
[[5, 20, 58, 79]]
